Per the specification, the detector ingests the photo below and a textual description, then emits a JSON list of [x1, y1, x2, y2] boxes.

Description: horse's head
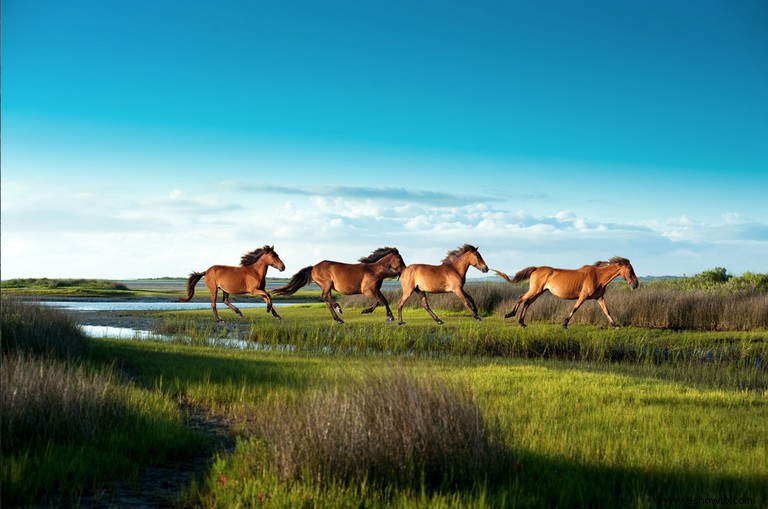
[[388, 249, 407, 274], [613, 257, 638, 289], [470, 246, 489, 274], [266, 246, 286, 272]]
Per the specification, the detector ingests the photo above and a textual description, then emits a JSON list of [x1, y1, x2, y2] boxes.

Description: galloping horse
[[494, 256, 639, 329], [397, 244, 489, 325], [179, 245, 286, 322], [272, 247, 406, 324]]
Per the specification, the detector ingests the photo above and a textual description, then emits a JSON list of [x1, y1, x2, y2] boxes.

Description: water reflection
[[80, 323, 294, 352]]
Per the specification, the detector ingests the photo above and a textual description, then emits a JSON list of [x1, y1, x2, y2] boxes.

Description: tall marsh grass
[[1, 294, 90, 358], [1, 296, 206, 506], [251, 369, 511, 489], [340, 281, 768, 330], [1, 354, 128, 450]]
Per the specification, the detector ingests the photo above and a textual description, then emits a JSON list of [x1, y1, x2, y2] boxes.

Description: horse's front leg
[[255, 290, 281, 319], [597, 297, 620, 329], [362, 287, 394, 323], [416, 289, 443, 325], [562, 296, 588, 329], [457, 289, 481, 321]]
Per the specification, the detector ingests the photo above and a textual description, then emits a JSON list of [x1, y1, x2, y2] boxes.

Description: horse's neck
[[595, 264, 622, 285], [450, 255, 472, 276], [372, 254, 394, 273], [247, 260, 268, 277]]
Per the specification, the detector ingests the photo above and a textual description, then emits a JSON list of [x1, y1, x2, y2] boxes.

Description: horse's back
[[402, 263, 456, 293], [314, 260, 367, 294], [539, 266, 596, 299]]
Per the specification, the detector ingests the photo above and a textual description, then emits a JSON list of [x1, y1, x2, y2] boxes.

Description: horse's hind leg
[[209, 289, 223, 322], [505, 284, 539, 319], [397, 287, 414, 325], [221, 291, 244, 317], [517, 292, 544, 328], [321, 289, 344, 324], [416, 288, 443, 325]]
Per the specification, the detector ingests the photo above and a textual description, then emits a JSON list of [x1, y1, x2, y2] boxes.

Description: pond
[[40, 300, 294, 351]]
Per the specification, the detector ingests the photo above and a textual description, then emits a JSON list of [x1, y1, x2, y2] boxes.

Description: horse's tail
[[512, 266, 537, 283], [492, 270, 514, 283], [272, 266, 313, 297], [179, 271, 205, 301], [493, 267, 536, 284]]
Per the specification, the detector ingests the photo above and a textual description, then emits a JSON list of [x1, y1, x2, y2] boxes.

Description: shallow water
[[39, 300, 270, 312]]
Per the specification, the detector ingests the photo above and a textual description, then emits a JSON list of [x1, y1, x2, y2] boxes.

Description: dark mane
[[442, 244, 477, 264], [358, 247, 399, 264], [241, 245, 273, 266], [592, 256, 631, 267]]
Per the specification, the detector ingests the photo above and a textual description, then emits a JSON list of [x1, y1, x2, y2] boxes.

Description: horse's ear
[[270, 245, 274, 250]]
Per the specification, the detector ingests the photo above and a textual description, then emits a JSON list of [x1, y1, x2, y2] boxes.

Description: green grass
[[2, 296, 767, 507], [86, 340, 767, 508]]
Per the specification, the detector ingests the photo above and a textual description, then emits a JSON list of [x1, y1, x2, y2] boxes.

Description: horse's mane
[[442, 244, 477, 264], [241, 245, 274, 266], [592, 256, 631, 267], [359, 247, 399, 264]]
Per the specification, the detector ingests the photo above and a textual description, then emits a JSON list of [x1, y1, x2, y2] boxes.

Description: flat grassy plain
[[2, 277, 767, 508]]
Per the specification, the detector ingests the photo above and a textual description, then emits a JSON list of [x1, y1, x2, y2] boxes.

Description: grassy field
[[2, 274, 767, 508]]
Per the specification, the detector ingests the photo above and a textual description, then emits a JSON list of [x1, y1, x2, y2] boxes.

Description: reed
[[338, 281, 768, 331], [0, 298, 206, 506], [0, 354, 128, 450], [251, 369, 511, 490], [1, 294, 90, 358]]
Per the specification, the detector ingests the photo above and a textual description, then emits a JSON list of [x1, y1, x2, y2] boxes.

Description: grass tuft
[[1, 295, 90, 358], [252, 369, 511, 490]]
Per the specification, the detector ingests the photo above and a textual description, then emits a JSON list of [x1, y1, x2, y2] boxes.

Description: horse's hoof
[[611, 324, 621, 329], [335, 319, 345, 325], [436, 320, 445, 325], [398, 321, 406, 326], [519, 323, 527, 328], [562, 324, 569, 329], [474, 316, 482, 321], [386, 316, 394, 323], [504, 312, 514, 319]]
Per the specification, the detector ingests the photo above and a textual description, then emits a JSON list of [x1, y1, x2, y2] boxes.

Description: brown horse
[[179, 245, 286, 322], [494, 256, 639, 329], [397, 244, 489, 325], [272, 247, 406, 324]]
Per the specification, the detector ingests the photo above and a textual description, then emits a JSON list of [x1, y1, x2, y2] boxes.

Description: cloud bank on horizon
[[3, 179, 766, 279]]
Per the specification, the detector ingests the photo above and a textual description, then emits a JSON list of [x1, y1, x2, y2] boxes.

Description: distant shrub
[[1, 296, 89, 359], [252, 369, 511, 489], [1, 278, 129, 291]]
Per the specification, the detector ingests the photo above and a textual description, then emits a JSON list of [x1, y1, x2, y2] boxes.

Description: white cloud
[[2, 182, 766, 279]]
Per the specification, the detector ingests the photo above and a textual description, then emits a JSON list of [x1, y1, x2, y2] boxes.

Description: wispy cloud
[[219, 181, 505, 207]]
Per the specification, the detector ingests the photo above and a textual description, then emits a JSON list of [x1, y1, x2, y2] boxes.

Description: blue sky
[[2, 0, 767, 279]]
